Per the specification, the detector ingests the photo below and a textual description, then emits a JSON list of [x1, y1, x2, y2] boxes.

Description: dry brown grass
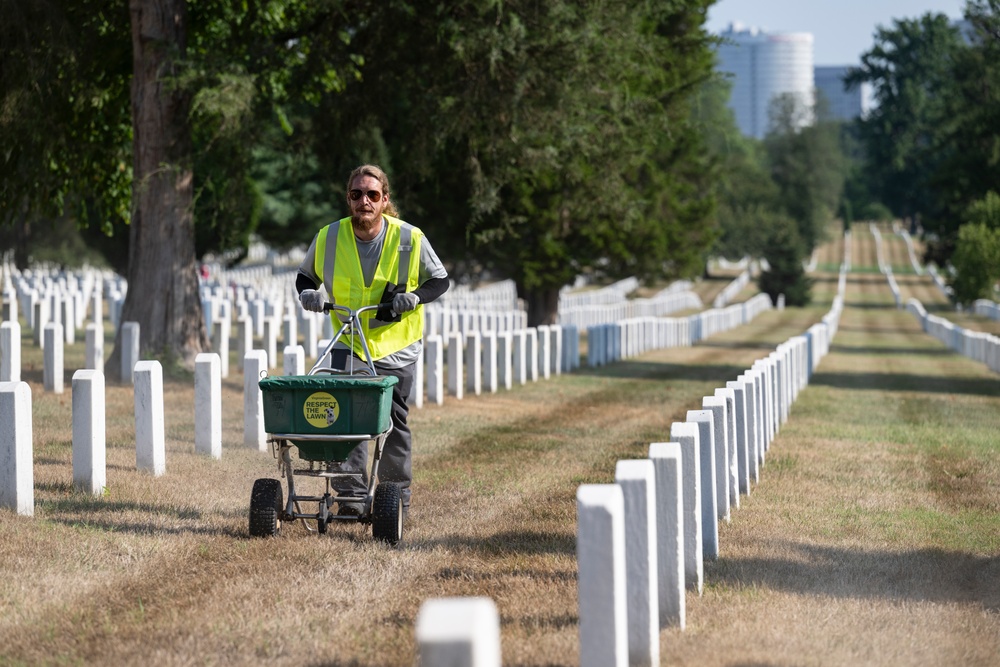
[[1, 229, 998, 665]]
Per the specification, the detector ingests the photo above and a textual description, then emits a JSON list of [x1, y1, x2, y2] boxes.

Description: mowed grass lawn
[[1, 230, 998, 665]]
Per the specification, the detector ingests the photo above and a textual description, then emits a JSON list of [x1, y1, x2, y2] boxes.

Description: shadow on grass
[[572, 359, 750, 384], [828, 344, 953, 357], [709, 541, 1000, 612], [407, 529, 576, 557], [810, 371, 1000, 396], [843, 302, 900, 310], [33, 490, 247, 537]]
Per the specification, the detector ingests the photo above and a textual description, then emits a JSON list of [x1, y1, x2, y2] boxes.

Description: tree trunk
[[107, 0, 207, 379], [518, 283, 561, 328]]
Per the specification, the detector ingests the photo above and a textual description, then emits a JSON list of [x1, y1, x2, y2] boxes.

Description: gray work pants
[[333, 361, 415, 509]]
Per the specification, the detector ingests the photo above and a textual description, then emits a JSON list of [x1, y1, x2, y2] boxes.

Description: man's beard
[[351, 211, 379, 233]]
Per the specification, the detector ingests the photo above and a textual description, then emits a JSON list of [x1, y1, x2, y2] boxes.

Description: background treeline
[[1, 1, 998, 332]]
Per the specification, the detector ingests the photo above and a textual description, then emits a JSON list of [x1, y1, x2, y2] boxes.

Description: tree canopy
[[847, 3, 1000, 266], [2, 0, 721, 336]]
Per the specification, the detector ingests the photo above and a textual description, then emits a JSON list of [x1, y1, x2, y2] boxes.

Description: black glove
[[375, 282, 404, 322]]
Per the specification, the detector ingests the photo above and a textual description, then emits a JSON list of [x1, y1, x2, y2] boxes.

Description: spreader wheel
[[249, 478, 283, 538], [371, 482, 402, 545]]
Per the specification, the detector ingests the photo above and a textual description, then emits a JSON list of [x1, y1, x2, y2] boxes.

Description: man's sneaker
[[337, 502, 364, 517]]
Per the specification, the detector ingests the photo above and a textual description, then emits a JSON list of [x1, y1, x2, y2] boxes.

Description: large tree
[[298, 1, 719, 325], [0, 0, 133, 268], [845, 13, 965, 251], [2, 1, 365, 371], [105, 0, 206, 376], [763, 93, 846, 254]]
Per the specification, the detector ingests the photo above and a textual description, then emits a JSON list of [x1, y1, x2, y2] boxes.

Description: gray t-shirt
[[299, 217, 448, 369]]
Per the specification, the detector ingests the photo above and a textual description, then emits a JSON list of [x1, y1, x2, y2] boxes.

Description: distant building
[[715, 23, 815, 139], [814, 66, 864, 121]]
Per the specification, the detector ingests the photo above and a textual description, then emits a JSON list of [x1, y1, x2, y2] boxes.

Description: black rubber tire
[[248, 478, 283, 538], [318, 497, 330, 534], [371, 482, 402, 545]]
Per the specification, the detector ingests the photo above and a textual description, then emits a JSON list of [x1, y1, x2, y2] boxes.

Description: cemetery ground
[[1, 228, 999, 665]]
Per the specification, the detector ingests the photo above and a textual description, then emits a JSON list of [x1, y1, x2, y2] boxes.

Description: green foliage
[[705, 82, 847, 263], [948, 191, 1000, 305], [763, 94, 846, 254], [0, 0, 133, 266], [3, 0, 721, 326], [846, 14, 963, 224], [757, 217, 812, 306], [291, 0, 719, 322], [848, 5, 1000, 265]]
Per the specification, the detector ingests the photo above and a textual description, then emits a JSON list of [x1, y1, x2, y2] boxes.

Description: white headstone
[[537, 325, 551, 380], [72, 369, 106, 495], [243, 350, 268, 450], [121, 321, 140, 384], [90, 290, 103, 325], [62, 297, 75, 344], [263, 318, 279, 369], [686, 410, 719, 561], [465, 331, 482, 396], [512, 330, 527, 385], [134, 360, 165, 476], [727, 380, 751, 496], [236, 317, 252, 372], [702, 395, 731, 523], [447, 332, 464, 399], [43, 323, 64, 394], [482, 331, 498, 393], [426, 335, 444, 406], [85, 322, 104, 373], [526, 328, 538, 381], [614, 460, 660, 667], [282, 314, 297, 349], [648, 441, 685, 628], [302, 313, 318, 359], [0, 381, 33, 516], [576, 484, 628, 667], [1, 320, 21, 382], [416, 597, 501, 667], [409, 345, 424, 409], [497, 331, 513, 390], [195, 353, 222, 460], [283, 344, 305, 376], [669, 421, 703, 595], [212, 317, 231, 379], [32, 299, 48, 348]]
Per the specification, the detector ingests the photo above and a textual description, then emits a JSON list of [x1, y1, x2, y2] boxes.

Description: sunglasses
[[348, 189, 383, 202]]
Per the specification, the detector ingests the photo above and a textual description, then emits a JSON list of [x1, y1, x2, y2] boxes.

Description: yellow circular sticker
[[303, 392, 340, 428]]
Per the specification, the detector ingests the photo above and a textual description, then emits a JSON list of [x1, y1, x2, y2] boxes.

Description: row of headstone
[[712, 268, 751, 309], [907, 298, 1000, 374], [897, 227, 925, 276], [574, 259, 847, 667], [585, 292, 775, 368], [559, 283, 703, 329], [560, 277, 640, 310], [418, 324, 580, 406], [870, 224, 902, 308], [972, 299, 1000, 322], [0, 351, 235, 515]]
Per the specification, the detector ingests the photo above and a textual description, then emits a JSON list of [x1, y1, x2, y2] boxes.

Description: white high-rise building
[[715, 23, 815, 139]]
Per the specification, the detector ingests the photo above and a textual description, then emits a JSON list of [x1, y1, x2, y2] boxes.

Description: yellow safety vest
[[313, 216, 424, 360]]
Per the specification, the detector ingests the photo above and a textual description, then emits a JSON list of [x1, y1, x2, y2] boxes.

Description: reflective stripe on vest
[[313, 216, 423, 360]]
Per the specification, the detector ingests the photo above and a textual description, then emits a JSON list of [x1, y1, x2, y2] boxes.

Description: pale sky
[[707, 0, 967, 65]]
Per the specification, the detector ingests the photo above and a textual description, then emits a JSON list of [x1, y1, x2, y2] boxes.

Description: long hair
[[346, 164, 399, 217]]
